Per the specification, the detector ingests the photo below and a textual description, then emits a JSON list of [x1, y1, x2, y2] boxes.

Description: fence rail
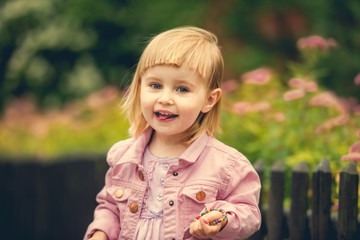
[[0, 157, 359, 240]]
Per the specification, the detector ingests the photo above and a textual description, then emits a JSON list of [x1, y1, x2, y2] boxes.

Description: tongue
[[158, 114, 168, 120]]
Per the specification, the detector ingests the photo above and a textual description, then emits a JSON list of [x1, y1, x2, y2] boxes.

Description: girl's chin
[[152, 128, 187, 138]]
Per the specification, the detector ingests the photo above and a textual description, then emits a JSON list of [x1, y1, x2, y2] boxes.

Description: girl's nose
[[157, 90, 174, 105]]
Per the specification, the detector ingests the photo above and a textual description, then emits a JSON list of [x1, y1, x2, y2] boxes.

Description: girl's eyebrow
[[143, 76, 161, 82], [174, 79, 195, 87]]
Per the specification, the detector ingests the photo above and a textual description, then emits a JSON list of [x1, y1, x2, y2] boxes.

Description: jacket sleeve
[[83, 144, 122, 240], [205, 155, 261, 240]]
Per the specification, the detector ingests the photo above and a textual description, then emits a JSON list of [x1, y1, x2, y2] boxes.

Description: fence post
[[266, 161, 285, 240], [311, 158, 332, 240], [249, 160, 265, 240], [288, 161, 309, 240], [338, 161, 359, 240]]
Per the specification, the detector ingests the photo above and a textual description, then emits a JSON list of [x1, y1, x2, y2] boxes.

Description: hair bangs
[[138, 30, 219, 83]]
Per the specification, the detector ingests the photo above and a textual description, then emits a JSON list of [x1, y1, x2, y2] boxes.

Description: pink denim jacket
[[84, 128, 261, 240]]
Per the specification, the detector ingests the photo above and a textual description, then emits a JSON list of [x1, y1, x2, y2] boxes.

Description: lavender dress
[[133, 147, 179, 240]]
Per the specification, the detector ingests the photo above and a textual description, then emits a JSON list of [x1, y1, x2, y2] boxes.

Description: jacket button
[[129, 202, 138, 213], [173, 172, 178, 176], [115, 189, 124, 198], [138, 170, 144, 181], [196, 191, 206, 201], [169, 200, 174, 206]]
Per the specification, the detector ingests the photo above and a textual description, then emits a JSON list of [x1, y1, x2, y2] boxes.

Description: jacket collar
[[178, 132, 209, 164], [114, 127, 210, 165], [114, 127, 154, 165]]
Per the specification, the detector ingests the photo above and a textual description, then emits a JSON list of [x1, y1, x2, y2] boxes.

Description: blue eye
[[177, 87, 189, 93], [150, 83, 161, 89]]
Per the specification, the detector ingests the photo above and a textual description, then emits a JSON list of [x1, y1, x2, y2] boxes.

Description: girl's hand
[[189, 211, 228, 239], [89, 230, 108, 240]]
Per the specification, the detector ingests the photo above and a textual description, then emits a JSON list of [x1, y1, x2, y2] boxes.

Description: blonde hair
[[122, 26, 224, 143]]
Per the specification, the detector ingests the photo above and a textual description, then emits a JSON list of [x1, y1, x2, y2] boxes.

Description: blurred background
[[0, 0, 360, 239], [0, 0, 359, 163]]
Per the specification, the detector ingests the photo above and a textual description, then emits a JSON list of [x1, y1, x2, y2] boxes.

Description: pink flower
[[233, 102, 250, 115], [309, 92, 338, 107], [86, 86, 119, 109], [309, 91, 347, 113], [4, 95, 37, 118], [222, 79, 238, 93], [289, 78, 306, 88], [341, 152, 360, 162], [283, 89, 305, 101], [354, 73, 360, 86], [349, 141, 360, 153], [315, 114, 349, 133], [342, 138, 360, 162], [242, 68, 271, 85], [297, 35, 337, 51], [232, 101, 271, 115], [304, 81, 318, 92], [288, 78, 317, 92], [274, 112, 286, 122], [250, 102, 272, 113]]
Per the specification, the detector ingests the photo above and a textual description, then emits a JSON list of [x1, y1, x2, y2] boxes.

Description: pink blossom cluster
[[241, 68, 272, 85], [86, 86, 119, 109], [354, 73, 360, 86], [309, 91, 351, 133], [2, 96, 56, 140], [297, 35, 337, 51], [341, 130, 360, 162], [288, 78, 318, 92], [221, 79, 238, 93], [232, 101, 271, 115], [1, 86, 121, 142], [308, 91, 343, 110], [283, 77, 318, 101], [230, 67, 275, 118]]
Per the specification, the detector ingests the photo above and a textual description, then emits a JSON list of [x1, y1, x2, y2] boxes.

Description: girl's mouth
[[155, 111, 178, 120]]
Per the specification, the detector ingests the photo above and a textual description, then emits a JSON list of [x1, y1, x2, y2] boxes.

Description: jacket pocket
[[106, 185, 131, 220], [180, 184, 219, 224]]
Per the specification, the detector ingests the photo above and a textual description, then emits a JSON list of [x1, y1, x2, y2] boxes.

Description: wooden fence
[[249, 159, 359, 240], [0, 157, 359, 240], [0, 155, 108, 240]]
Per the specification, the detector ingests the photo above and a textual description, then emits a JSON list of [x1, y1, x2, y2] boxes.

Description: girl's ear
[[201, 88, 222, 113]]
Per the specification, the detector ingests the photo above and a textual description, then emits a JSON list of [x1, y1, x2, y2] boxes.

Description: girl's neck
[[148, 132, 188, 158]]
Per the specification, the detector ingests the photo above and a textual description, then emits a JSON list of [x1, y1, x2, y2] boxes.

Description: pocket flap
[[107, 185, 130, 201], [182, 185, 218, 203]]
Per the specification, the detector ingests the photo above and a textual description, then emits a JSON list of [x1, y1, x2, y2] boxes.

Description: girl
[[84, 26, 261, 240]]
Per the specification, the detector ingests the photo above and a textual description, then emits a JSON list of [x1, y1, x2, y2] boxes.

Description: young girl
[[84, 26, 261, 240]]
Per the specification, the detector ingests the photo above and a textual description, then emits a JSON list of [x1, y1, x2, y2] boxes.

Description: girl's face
[[140, 65, 212, 142]]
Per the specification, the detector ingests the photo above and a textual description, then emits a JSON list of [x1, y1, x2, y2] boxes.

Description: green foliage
[[0, 0, 206, 110], [0, 86, 129, 161], [217, 41, 360, 172]]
